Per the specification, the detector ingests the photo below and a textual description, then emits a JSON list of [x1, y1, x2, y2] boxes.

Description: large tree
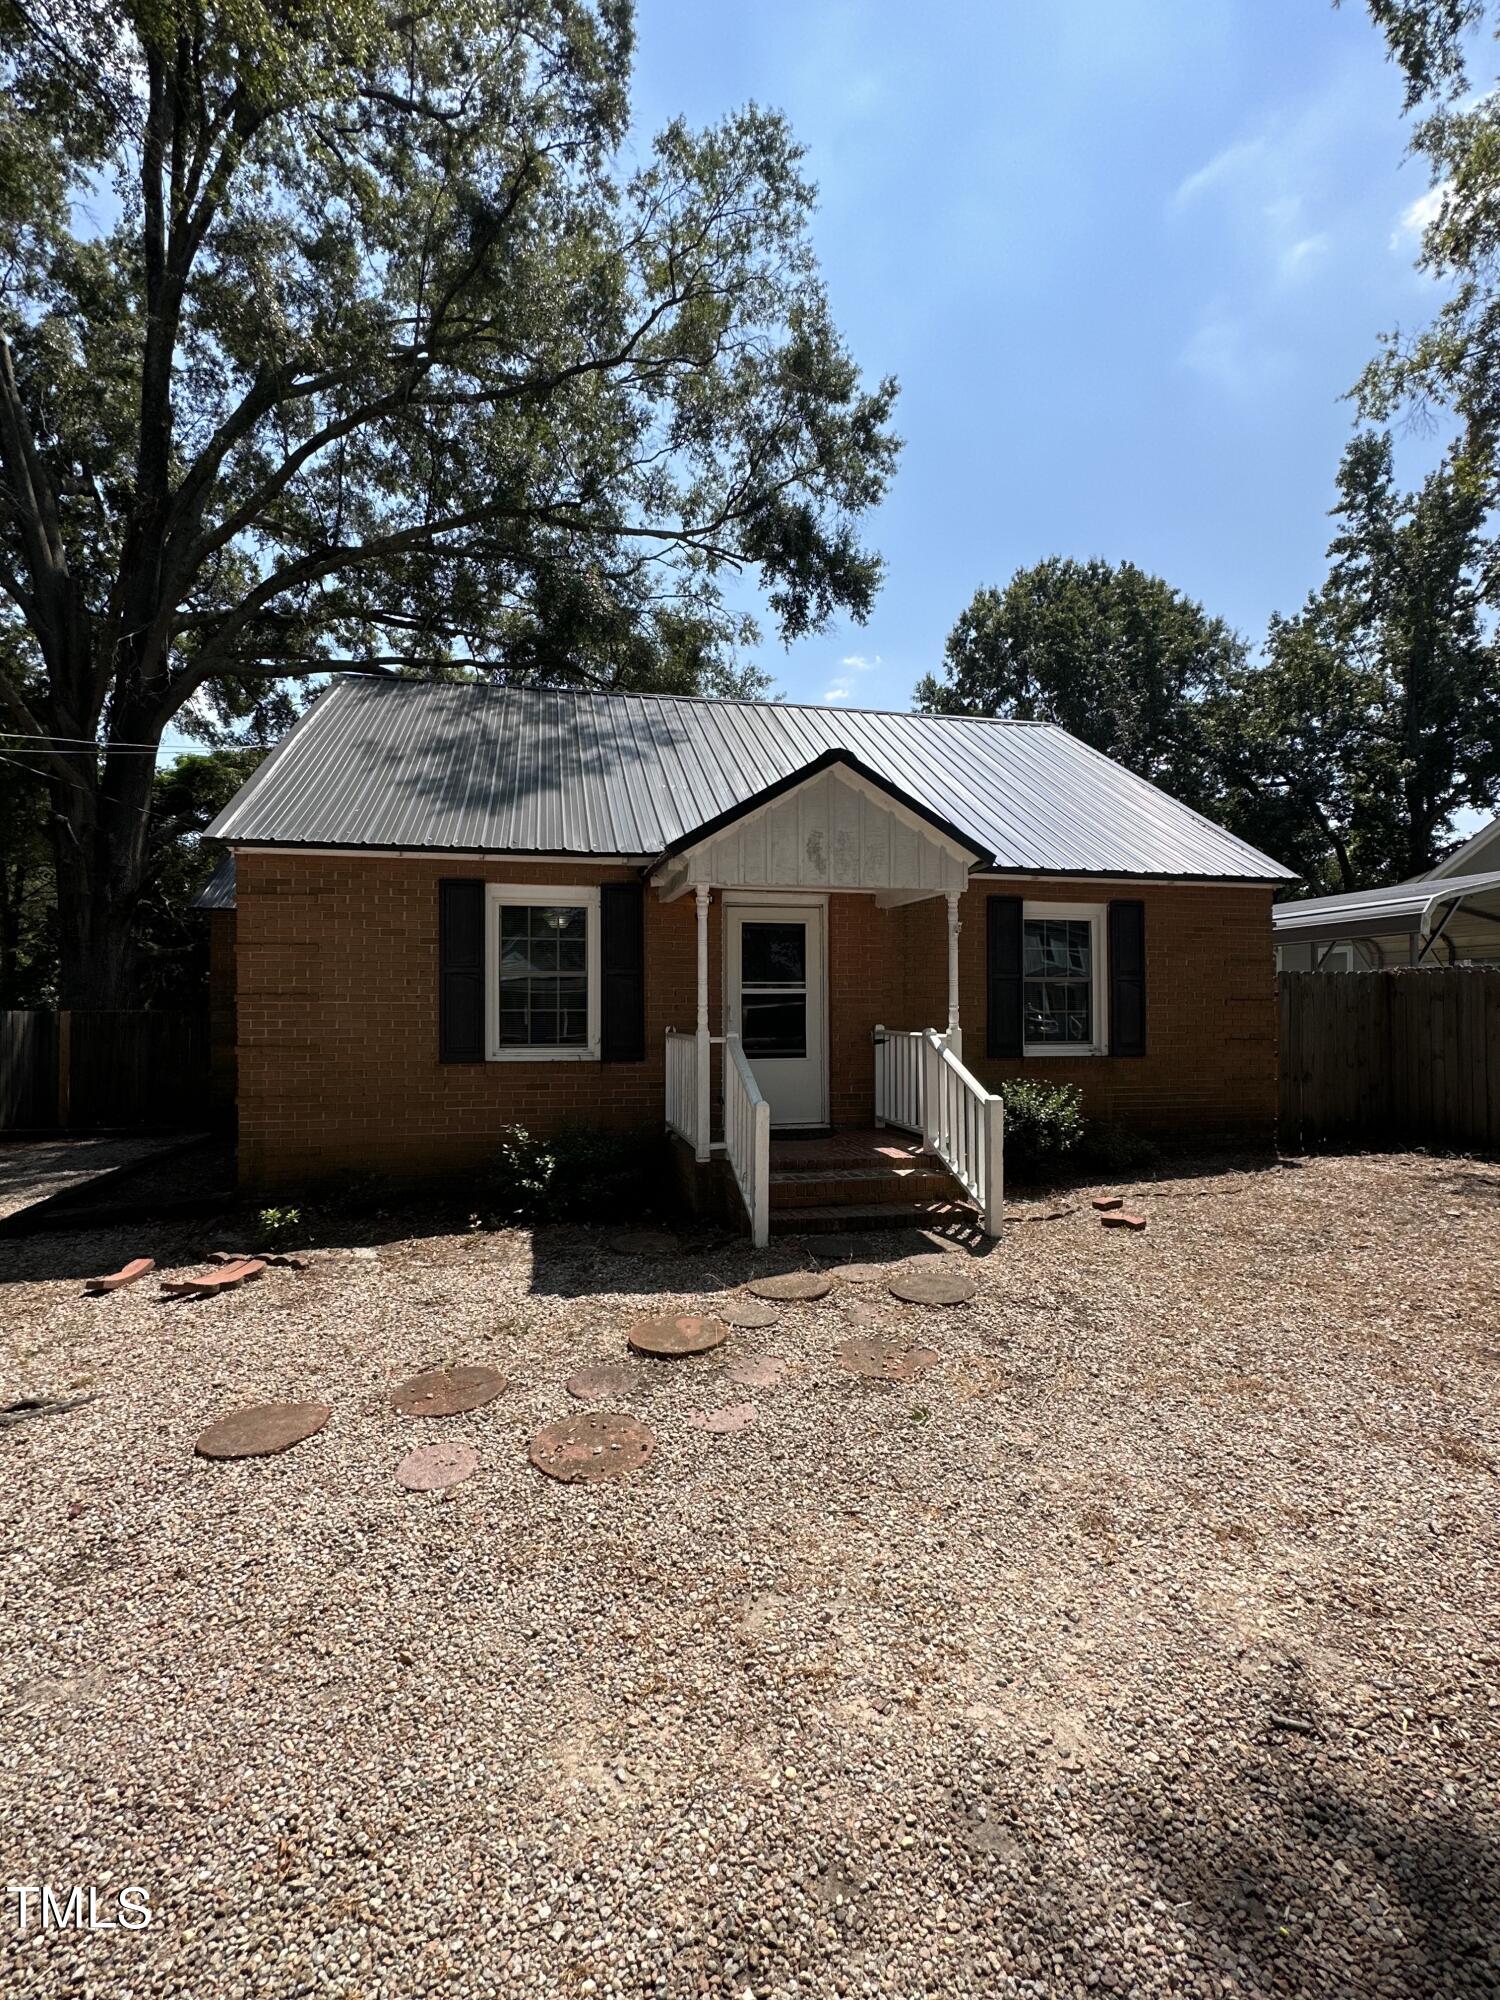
[[1215, 431, 1498, 890], [914, 557, 1244, 815], [0, 1, 898, 1005], [1351, 1, 1500, 482]]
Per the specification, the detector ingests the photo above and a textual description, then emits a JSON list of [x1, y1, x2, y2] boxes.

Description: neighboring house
[[1273, 813, 1500, 972], [200, 676, 1291, 1240]]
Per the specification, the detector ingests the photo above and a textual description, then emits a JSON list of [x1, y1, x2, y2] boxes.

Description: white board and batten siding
[[656, 764, 973, 900]]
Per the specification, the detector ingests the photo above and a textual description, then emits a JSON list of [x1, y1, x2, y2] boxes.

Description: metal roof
[[1272, 869, 1500, 938], [204, 675, 1293, 881], [191, 852, 237, 910]]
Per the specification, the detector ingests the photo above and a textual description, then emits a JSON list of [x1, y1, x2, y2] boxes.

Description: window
[[739, 920, 808, 1058], [1022, 902, 1107, 1057], [486, 885, 600, 1060]]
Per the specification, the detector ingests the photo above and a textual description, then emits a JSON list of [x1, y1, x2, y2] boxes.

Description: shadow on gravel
[[1127, 1768, 1499, 1998]]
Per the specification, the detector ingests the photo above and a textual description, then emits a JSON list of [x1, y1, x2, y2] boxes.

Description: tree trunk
[[48, 738, 158, 1010]]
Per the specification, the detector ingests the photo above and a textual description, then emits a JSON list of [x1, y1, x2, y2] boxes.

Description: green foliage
[[257, 1204, 304, 1249], [915, 558, 1244, 817], [1213, 430, 1498, 891], [0, 1, 899, 1003], [1352, 3, 1500, 482], [997, 1078, 1087, 1176], [479, 1123, 659, 1224]]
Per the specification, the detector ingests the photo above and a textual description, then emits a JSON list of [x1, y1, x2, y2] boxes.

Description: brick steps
[[768, 1197, 984, 1238], [762, 1125, 973, 1224], [769, 1163, 958, 1210]]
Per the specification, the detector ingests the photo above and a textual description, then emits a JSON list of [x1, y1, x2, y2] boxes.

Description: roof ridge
[[341, 672, 1049, 728]]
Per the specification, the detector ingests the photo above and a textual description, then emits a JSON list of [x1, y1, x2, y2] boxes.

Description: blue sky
[[627, 0, 1453, 714]]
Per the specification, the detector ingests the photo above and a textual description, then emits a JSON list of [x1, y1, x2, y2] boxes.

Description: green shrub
[[479, 1124, 659, 1225], [256, 1203, 304, 1249], [997, 1078, 1086, 1175]]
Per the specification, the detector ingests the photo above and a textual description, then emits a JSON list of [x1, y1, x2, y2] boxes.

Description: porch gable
[[648, 750, 985, 903]]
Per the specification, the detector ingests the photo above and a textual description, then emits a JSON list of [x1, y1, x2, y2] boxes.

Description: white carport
[[1273, 870, 1500, 968]]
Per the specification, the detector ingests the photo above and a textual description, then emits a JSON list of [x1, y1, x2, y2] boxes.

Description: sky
[[625, 0, 1457, 716]]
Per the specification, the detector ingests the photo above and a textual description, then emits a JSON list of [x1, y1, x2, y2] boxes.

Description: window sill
[[487, 1048, 600, 1063], [1023, 1044, 1107, 1060]]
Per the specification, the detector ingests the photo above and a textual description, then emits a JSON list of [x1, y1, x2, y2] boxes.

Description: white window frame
[[486, 883, 601, 1062], [1022, 900, 1109, 1058]]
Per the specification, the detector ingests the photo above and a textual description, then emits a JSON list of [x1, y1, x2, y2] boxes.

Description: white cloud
[[1279, 232, 1328, 280], [822, 653, 880, 704], [1390, 180, 1451, 250], [1172, 137, 1266, 209]]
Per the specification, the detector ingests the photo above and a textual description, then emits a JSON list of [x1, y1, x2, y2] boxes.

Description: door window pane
[[742, 992, 807, 1058], [1023, 918, 1093, 1046], [497, 903, 589, 1047], [741, 922, 806, 987]]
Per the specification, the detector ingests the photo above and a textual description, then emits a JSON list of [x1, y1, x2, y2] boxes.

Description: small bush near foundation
[[997, 1078, 1086, 1174], [257, 1204, 304, 1249], [479, 1124, 658, 1225]]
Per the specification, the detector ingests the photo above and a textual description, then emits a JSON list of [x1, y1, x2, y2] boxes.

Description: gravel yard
[[2, 1151, 1498, 2000]]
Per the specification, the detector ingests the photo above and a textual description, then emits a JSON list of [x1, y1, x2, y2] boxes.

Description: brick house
[[202, 675, 1291, 1241]]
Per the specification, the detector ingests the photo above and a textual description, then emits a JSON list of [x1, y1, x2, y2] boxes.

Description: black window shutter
[[438, 878, 485, 1062], [600, 881, 646, 1063], [1108, 899, 1147, 1057], [986, 896, 1024, 1058]]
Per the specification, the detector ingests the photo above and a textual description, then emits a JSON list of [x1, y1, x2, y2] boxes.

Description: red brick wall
[[233, 854, 1275, 1188], [894, 878, 1277, 1137]]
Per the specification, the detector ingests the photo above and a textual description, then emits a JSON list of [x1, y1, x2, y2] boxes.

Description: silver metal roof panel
[[191, 852, 237, 910], [205, 676, 1293, 881]]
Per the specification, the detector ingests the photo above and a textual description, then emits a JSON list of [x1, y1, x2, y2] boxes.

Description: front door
[[725, 904, 827, 1128]]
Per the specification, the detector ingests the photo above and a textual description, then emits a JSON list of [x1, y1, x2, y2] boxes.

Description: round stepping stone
[[887, 1265, 977, 1307], [195, 1401, 330, 1460], [391, 1364, 506, 1419], [607, 1229, 679, 1257], [718, 1296, 781, 1330], [726, 1355, 788, 1391], [565, 1362, 642, 1402], [627, 1313, 728, 1359], [396, 1440, 478, 1492], [689, 1402, 758, 1434], [530, 1411, 656, 1483], [746, 1271, 834, 1303], [835, 1338, 941, 1383], [832, 1261, 891, 1286]]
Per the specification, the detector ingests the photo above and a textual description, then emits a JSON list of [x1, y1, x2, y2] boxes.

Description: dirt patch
[[1, 1152, 1497, 1997]]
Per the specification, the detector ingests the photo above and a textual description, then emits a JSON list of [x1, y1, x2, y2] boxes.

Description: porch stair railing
[[874, 1025, 1004, 1236], [722, 1032, 771, 1247], [664, 1028, 703, 1156]]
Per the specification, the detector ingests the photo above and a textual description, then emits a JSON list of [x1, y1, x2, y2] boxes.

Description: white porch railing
[[873, 1025, 925, 1135], [723, 1032, 771, 1247], [875, 1025, 1004, 1236], [664, 1029, 701, 1154]]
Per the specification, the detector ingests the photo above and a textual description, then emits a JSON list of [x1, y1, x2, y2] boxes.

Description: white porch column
[[694, 882, 711, 1161], [945, 890, 962, 1058]]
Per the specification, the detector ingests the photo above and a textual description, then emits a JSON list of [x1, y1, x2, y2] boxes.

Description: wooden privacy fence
[[1279, 968, 1500, 1154], [0, 1009, 209, 1132]]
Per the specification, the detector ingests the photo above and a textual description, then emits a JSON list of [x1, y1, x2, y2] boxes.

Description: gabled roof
[[205, 675, 1293, 882], [653, 746, 990, 867], [1427, 813, 1500, 880]]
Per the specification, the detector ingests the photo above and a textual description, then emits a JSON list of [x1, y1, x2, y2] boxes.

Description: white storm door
[[725, 904, 827, 1128]]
